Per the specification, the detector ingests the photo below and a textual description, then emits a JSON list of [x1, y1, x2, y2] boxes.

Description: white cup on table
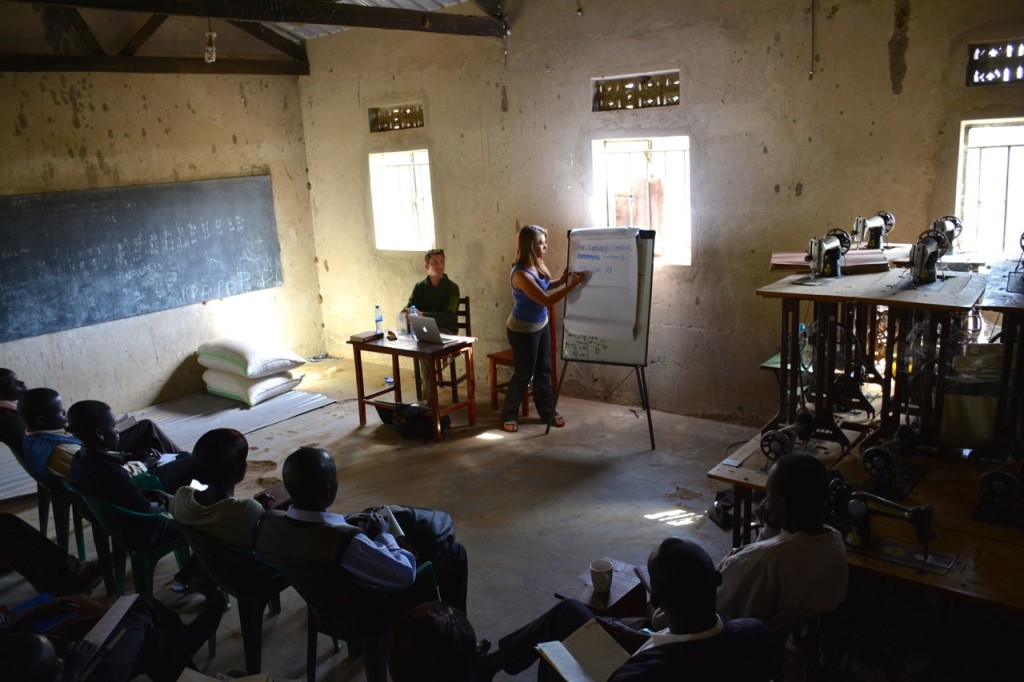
[[590, 559, 613, 594]]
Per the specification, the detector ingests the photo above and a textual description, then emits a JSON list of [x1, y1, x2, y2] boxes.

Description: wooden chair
[[488, 304, 559, 417], [254, 553, 437, 682], [163, 513, 288, 674], [415, 296, 472, 402]]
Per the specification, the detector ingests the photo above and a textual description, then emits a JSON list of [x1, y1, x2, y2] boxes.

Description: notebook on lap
[[411, 315, 459, 345]]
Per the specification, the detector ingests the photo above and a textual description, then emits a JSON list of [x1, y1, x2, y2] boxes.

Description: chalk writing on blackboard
[[0, 175, 282, 343]]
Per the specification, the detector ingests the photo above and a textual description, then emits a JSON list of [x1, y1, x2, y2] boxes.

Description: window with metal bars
[[966, 40, 1024, 86], [592, 72, 680, 112]]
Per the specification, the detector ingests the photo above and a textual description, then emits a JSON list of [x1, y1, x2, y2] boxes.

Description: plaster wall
[[0, 70, 321, 413], [302, 0, 1024, 426]]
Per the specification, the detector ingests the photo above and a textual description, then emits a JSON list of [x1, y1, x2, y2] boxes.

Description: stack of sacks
[[197, 337, 306, 406]]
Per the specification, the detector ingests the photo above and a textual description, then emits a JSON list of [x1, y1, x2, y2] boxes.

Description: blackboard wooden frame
[[0, 175, 282, 343]]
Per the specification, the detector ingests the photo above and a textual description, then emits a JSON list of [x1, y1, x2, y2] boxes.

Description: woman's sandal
[[550, 415, 566, 428], [502, 422, 519, 433]]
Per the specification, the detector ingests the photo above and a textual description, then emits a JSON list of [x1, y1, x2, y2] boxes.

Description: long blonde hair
[[513, 224, 551, 279]]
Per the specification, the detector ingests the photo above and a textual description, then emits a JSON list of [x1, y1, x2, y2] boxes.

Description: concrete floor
[[0, 358, 757, 681]]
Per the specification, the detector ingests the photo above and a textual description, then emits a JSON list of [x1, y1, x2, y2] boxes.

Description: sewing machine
[[852, 210, 895, 249], [826, 475, 952, 572], [862, 424, 914, 480], [909, 228, 950, 285], [847, 489, 934, 555], [806, 229, 850, 278], [975, 451, 1024, 527], [929, 215, 963, 255], [760, 409, 814, 461]]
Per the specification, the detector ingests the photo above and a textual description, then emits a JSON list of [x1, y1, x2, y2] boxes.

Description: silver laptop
[[411, 314, 459, 344]]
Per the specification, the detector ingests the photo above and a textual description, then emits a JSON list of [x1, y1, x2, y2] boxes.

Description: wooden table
[[709, 438, 1024, 612], [757, 269, 987, 450], [975, 260, 1024, 450], [348, 335, 477, 442], [852, 269, 987, 443], [707, 432, 861, 548], [832, 449, 1024, 613], [757, 271, 892, 446], [554, 557, 647, 618]]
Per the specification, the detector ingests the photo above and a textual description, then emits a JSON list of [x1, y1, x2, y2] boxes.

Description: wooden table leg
[[353, 347, 367, 426], [732, 485, 753, 549], [392, 354, 402, 404], [465, 345, 476, 426], [489, 356, 498, 410], [425, 355, 442, 442]]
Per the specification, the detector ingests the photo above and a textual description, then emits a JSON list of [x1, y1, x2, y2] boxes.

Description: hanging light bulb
[[204, 18, 217, 64]]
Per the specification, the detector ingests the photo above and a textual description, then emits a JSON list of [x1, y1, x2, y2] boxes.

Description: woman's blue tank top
[[510, 265, 549, 323]]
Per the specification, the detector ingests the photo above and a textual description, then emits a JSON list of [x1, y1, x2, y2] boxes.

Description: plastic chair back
[[164, 513, 287, 673], [65, 480, 188, 597], [255, 552, 435, 682]]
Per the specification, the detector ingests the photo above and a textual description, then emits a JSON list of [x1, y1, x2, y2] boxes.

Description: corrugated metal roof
[[273, 0, 470, 42]]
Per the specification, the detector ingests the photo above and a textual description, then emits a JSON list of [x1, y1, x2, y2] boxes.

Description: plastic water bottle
[[374, 304, 383, 334], [408, 306, 418, 335]]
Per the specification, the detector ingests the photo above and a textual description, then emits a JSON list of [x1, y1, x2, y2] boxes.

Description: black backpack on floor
[[376, 403, 450, 442]]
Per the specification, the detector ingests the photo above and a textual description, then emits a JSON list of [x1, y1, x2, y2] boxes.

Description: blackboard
[[0, 175, 282, 343], [561, 228, 655, 366]]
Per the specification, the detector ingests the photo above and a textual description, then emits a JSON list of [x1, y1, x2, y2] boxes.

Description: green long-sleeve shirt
[[407, 275, 460, 332]]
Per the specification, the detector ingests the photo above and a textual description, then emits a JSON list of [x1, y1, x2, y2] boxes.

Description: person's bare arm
[[512, 269, 585, 307]]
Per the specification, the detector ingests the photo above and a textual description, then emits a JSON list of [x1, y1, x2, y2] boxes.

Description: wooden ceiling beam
[[17, 1, 508, 38], [0, 53, 309, 75], [117, 14, 167, 56], [62, 7, 106, 55], [472, 0, 505, 21], [227, 20, 307, 63]]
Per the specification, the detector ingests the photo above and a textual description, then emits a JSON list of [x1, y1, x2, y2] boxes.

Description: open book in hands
[[535, 618, 631, 682]]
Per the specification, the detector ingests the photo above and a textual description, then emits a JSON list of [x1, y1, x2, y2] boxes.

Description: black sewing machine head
[[760, 410, 815, 461], [909, 228, 950, 285], [929, 215, 963, 255], [852, 210, 895, 249], [807, 228, 850, 278], [827, 475, 934, 556]]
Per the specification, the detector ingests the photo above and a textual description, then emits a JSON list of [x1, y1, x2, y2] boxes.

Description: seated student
[[404, 248, 460, 333], [0, 592, 225, 682], [67, 400, 193, 551], [387, 601, 481, 682], [169, 428, 266, 548], [18, 388, 81, 478], [0, 368, 27, 455], [478, 537, 770, 681], [715, 453, 848, 632], [0, 512, 102, 595], [20, 388, 183, 480], [254, 446, 470, 630]]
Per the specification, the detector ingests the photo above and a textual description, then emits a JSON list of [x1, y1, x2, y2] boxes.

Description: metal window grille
[[592, 72, 680, 112], [966, 40, 1024, 86], [369, 104, 425, 132]]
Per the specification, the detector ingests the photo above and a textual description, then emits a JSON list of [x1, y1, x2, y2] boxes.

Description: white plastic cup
[[590, 559, 613, 594]]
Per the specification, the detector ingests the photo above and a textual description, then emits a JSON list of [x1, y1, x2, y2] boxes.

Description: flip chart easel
[[548, 228, 656, 449]]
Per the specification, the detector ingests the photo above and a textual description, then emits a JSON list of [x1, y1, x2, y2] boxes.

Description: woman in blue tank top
[[501, 225, 586, 432]]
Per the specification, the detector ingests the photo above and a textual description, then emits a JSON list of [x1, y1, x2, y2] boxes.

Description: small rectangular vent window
[[967, 40, 1024, 86], [368, 104, 424, 133], [592, 72, 680, 112]]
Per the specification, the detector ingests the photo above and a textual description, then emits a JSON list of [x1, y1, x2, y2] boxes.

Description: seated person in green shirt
[[404, 248, 460, 333]]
